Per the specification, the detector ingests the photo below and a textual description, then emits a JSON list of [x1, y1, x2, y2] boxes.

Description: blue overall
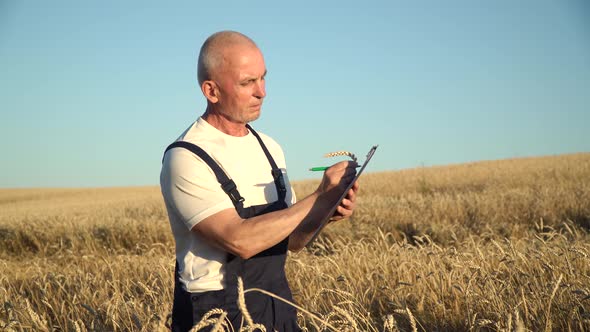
[[164, 125, 302, 332]]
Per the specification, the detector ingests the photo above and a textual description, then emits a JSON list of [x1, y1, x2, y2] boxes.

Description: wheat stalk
[[210, 312, 228, 332], [475, 319, 495, 327], [569, 247, 588, 258], [333, 306, 358, 330], [382, 314, 397, 332], [189, 308, 228, 332], [406, 307, 417, 332], [242, 286, 340, 331], [393, 308, 418, 332], [514, 308, 525, 332], [237, 277, 254, 327], [236, 278, 266, 332], [324, 151, 357, 162], [25, 300, 49, 332], [544, 274, 563, 332]]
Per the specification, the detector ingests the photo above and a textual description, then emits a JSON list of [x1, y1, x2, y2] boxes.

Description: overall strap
[[163, 141, 245, 209], [246, 124, 287, 202]]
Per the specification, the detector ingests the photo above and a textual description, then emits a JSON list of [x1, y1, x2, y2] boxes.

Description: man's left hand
[[329, 181, 359, 222]]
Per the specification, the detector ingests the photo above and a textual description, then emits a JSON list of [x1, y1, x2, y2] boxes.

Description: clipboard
[[305, 145, 378, 248]]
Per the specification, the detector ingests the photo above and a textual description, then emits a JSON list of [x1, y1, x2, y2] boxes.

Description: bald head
[[197, 31, 259, 85]]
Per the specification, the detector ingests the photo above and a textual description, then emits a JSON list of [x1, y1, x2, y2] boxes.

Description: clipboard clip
[[366, 145, 378, 160]]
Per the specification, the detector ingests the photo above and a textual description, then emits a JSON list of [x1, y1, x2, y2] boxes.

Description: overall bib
[[165, 125, 301, 332]]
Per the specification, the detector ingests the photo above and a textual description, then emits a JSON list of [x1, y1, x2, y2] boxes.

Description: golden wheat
[[1, 153, 589, 331]]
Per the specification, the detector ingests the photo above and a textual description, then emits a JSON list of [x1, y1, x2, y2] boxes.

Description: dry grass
[[1, 153, 589, 331]]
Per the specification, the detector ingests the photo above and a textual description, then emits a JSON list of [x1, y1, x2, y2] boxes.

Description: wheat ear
[[324, 151, 357, 162], [237, 277, 266, 331]]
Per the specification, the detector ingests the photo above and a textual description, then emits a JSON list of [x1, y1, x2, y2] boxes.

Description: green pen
[[309, 165, 360, 171], [309, 166, 330, 171]]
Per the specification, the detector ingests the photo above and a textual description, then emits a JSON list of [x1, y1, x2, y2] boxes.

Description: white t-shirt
[[160, 117, 296, 293]]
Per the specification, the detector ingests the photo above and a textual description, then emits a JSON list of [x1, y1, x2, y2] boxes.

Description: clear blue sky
[[1, 1, 589, 188]]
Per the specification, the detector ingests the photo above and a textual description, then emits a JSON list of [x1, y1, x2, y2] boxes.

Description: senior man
[[160, 30, 359, 332]]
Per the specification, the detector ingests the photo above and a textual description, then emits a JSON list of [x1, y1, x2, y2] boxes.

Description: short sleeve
[[160, 148, 234, 230]]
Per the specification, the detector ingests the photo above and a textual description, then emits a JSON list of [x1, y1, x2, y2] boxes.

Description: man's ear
[[201, 80, 219, 103]]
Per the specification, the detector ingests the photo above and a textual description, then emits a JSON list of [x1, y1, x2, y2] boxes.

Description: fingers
[[321, 161, 356, 189], [330, 161, 358, 185], [340, 197, 355, 210], [330, 182, 359, 220], [332, 197, 355, 217], [317, 161, 360, 201], [335, 204, 353, 218], [329, 215, 344, 223], [339, 200, 354, 216], [345, 185, 357, 202], [325, 169, 361, 224], [351, 180, 360, 193]]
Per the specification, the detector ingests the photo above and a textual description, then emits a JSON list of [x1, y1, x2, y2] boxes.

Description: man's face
[[211, 45, 267, 124]]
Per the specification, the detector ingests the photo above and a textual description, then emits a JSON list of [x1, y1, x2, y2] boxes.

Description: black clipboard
[[305, 145, 378, 247]]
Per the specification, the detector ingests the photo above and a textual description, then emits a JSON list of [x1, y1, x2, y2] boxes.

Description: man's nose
[[254, 80, 266, 99]]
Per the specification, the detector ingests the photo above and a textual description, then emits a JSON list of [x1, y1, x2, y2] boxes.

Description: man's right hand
[[315, 160, 358, 204]]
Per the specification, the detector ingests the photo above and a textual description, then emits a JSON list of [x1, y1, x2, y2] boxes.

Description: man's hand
[[330, 180, 359, 222], [316, 161, 358, 202], [287, 161, 359, 251], [315, 160, 360, 221]]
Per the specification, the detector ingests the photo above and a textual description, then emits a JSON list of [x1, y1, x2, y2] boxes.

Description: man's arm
[[192, 161, 357, 259]]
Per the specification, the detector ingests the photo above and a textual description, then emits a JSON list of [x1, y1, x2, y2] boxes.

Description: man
[[160, 31, 359, 332]]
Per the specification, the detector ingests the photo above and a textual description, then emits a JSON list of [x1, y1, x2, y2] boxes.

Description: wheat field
[[1, 153, 589, 331]]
